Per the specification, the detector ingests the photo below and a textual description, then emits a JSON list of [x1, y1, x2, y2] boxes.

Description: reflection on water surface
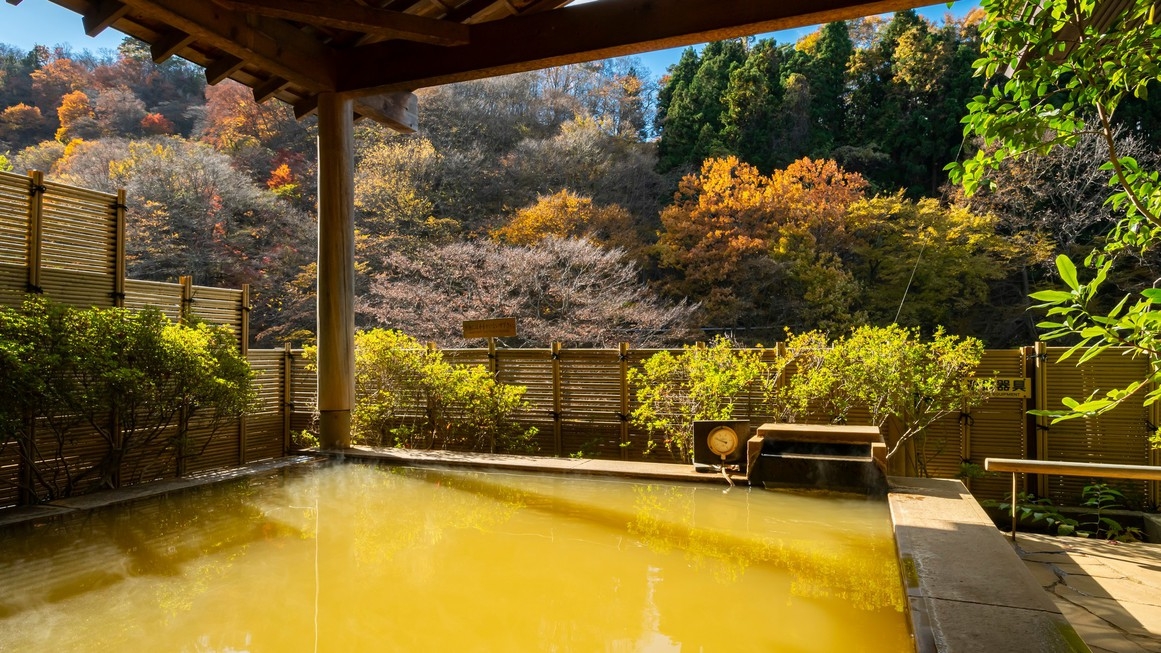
[[0, 462, 911, 652]]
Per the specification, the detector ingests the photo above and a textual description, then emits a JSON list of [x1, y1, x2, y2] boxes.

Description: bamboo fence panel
[[31, 418, 110, 497], [1043, 347, 1154, 507], [118, 424, 180, 487], [39, 268, 115, 308], [124, 278, 183, 320], [966, 349, 1031, 501], [0, 172, 28, 268], [247, 350, 288, 462], [492, 349, 556, 453], [559, 348, 623, 458], [288, 350, 317, 436], [190, 285, 244, 334], [0, 442, 21, 509], [39, 182, 116, 276], [184, 419, 242, 475], [0, 263, 25, 307]]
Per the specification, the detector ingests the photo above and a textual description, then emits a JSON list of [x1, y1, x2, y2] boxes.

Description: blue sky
[[1, 0, 978, 79]]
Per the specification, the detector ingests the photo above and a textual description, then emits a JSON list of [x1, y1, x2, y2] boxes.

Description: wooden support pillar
[[316, 92, 355, 450], [552, 341, 562, 457], [26, 170, 44, 294], [113, 189, 126, 307], [179, 275, 193, 323], [282, 343, 293, 455], [619, 342, 630, 461]]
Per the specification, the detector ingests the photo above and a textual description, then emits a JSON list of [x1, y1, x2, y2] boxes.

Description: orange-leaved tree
[[655, 156, 866, 335], [55, 90, 95, 143]]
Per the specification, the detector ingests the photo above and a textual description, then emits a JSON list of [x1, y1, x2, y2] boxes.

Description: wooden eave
[[31, 0, 942, 131]]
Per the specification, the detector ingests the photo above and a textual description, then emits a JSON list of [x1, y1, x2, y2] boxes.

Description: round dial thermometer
[[706, 426, 739, 457]]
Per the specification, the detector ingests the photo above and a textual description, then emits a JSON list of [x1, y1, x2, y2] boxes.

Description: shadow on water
[[404, 466, 904, 612], [0, 471, 309, 618]]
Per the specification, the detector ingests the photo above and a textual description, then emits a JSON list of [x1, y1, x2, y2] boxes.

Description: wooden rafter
[[82, 0, 130, 36], [337, 0, 938, 94], [214, 0, 470, 45], [119, 0, 337, 90], [149, 28, 194, 62], [252, 75, 289, 103], [204, 54, 243, 84]]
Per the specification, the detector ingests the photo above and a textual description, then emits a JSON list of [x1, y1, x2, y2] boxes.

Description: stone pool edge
[[888, 476, 1090, 653]]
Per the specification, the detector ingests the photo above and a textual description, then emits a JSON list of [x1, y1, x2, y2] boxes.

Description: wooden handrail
[[984, 458, 1161, 481], [983, 457, 1161, 541]]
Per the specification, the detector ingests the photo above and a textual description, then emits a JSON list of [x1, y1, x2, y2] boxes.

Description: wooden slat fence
[[0, 169, 293, 510], [288, 343, 1160, 507]]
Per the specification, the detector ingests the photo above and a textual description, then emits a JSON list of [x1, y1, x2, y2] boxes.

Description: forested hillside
[[3, 9, 1159, 348]]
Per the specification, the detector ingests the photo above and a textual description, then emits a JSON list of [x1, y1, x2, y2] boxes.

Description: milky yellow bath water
[[0, 463, 911, 652]]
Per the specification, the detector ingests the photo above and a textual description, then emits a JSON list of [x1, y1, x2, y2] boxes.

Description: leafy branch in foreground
[[948, 0, 1161, 441]]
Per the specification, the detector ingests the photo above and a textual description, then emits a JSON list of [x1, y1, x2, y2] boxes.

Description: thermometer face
[[706, 426, 739, 457]]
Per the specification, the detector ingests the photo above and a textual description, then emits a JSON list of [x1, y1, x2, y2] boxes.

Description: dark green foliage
[[655, 14, 985, 195], [985, 485, 1143, 541], [0, 298, 255, 501], [985, 492, 1079, 536], [656, 40, 747, 172]]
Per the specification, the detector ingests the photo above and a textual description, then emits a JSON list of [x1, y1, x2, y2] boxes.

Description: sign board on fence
[[976, 377, 1031, 398], [462, 318, 517, 340]]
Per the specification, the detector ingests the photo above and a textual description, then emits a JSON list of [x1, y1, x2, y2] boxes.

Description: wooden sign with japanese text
[[977, 377, 1032, 398], [462, 318, 517, 340]]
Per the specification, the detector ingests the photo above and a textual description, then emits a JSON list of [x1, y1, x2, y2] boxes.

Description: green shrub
[[783, 325, 991, 476], [346, 329, 537, 453], [628, 336, 780, 462], [0, 297, 255, 500]]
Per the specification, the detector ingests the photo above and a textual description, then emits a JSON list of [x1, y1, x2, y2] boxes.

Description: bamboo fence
[[0, 170, 291, 509]]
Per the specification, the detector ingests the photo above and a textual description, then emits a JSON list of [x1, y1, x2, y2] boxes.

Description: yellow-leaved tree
[[492, 189, 635, 250]]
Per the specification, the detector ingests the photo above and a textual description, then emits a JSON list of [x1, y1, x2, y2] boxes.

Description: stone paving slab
[[1016, 532, 1161, 653]]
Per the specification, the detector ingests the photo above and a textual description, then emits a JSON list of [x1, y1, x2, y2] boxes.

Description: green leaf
[[1029, 290, 1074, 303], [1056, 255, 1079, 290]]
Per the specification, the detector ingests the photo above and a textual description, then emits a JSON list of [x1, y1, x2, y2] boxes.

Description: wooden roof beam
[[253, 75, 289, 103], [204, 54, 244, 84], [83, 0, 130, 37], [215, 0, 470, 45], [121, 0, 337, 90], [293, 96, 318, 120], [338, 0, 939, 93], [353, 92, 418, 133], [149, 29, 194, 63], [291, 92, 417, 134]]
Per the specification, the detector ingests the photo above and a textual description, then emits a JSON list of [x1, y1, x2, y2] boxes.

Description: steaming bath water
[[0, 463, 911, 652]]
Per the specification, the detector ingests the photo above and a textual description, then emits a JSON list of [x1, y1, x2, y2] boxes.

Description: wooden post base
[[318, 410, 352, 450]]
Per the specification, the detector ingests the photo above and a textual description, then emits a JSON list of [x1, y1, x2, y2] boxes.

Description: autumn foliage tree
[[54, 90, 95, 142], [656, 156, 867, 333], [0, 103, 47, 145], [492, 190, 635, 250]]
